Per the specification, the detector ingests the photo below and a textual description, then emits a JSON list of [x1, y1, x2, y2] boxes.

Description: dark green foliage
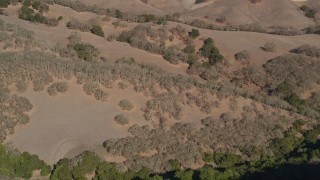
[[204, 153, 242, 167], [94, 161, 135, 180], [189, 29, 200, 39], [115, 9, 123, 18], [169, 159, 180, 171], [175, 170, 193, 180], [300, 5, 317, 19], [23, 0, 31, 7], [183, 44, 196, 54], [138, 14, 157, 23], [73, 43, 99, 61], [40, 165, 51, 176], [18, 3, 58, 26], [0, 144, 47, 179], [0, 0, 10, 8], [90, 25, 105, 37], [71, 152, 100, 179], [50, 159, 72, 180], [200, 166, 239, 180], [195, 0, 207, 4], [200, 38, 224, 64], [19, 5, 34, 21], [285, 93, 305, 109], [32, 1, 41, 10]]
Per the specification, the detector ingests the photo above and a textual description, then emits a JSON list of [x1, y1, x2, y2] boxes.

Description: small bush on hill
[[73, 43, 99, 61], [261, 42, 276, 52], [90, 25, 105, 37], [200, 38, 224, 65], [118, 99, 134, 111], [189, 29, 200, 39], [114, 114, 129, 125]]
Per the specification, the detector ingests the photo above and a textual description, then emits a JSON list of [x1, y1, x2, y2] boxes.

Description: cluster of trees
[[0, 144, 50, 179], [1, 119, 319, 179], [199, 38, 224, 65], [290, 44, 320, 58], [103, 112, 289, 172], [0, 0, 11, 8], [0, 19, 47, 50], [137, 14, 167, 25], [300, 5, 317, 19], [117, 24, 189, 64], [47, 82, 69, 96], [66, 18, 105, 37], [0, 86, 33, 142], [18, 0, 59, 26]]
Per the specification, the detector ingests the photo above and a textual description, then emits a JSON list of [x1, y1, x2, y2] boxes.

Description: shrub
[[200, 38, 224, 64], [118, 99, 134, 111], [73, 43, 99, 61], [137, 14, 157, 23], [66, 18, 91, 32], [40, 165, 51, 176], [114, 114, 129, 125], [94, 89, 108, 101], [216, 15, 226, 23], [300, 5, 317, 19], [58, 16, 63, 21], [290, 44, 320, 58], [0, 0, 10, 8], [235, 50, 250, 64], [261, 42, 276, 52], [183, 44, 196, 54], [90, 25, 105, 37], [32, 1, 41, 10], [195, 0, 208, 4], [47, 82, 68, 96], [189, 29, 200, 39]]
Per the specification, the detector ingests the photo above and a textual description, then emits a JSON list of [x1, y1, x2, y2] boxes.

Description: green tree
[[175, 170, 193, 180], [91, 25, 105, 37], [189, 29, 200, 39]]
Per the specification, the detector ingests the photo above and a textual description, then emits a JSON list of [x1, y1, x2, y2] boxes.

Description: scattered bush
[[290, 44, 320, 58], [235, 50, 250, 64], [94, 89, 108, 101], [73, 43, 99, 61], [114, 114, 129, 125], [118, 99, 134, 111], [261, 42, 276, 52], [90, 25, 105, 37], [189, 29, 200, 39], [300, 5, 317, 19], [47, 82, 68, 96]]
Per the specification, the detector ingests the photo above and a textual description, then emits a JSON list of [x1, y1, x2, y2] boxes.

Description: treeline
[[2, 118, 318, 179], [0, 19, 47, 50], [117, 24, 224, 66], [103, 113, 288, 172], [0, 144, 50, 179], [18, 0, 60, 26]]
